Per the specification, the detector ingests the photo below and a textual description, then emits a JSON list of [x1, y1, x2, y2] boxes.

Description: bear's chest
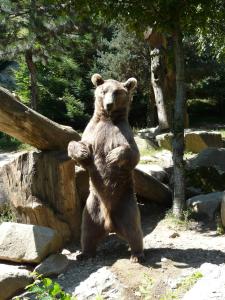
[[92, 120, 129, 156]]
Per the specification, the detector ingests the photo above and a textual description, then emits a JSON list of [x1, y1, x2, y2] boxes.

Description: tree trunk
[[145, 28, 170, 131], [1, 150, 81, 241], [172, 28, 186, 218], [150, 48, 169, 130], [147, 82, 157, 127], [25, 49, 38, 111], [0, 87, 80, 150]]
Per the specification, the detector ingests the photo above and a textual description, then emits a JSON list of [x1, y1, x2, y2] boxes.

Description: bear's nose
[[106, 102, 113, 111]]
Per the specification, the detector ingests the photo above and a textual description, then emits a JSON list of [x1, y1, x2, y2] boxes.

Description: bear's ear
[[91, 74, 104, 87], [123, 77, 137, 91]]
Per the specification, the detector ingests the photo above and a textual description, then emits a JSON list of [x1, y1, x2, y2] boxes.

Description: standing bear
[[68, 74, 144, 262]]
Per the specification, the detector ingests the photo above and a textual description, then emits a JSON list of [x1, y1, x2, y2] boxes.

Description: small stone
[[169, 232, 180, 238], [61, 249, 71, 255], [161, 257, 168, 263]]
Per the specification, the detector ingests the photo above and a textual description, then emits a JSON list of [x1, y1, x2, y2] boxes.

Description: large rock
[[186, 148, 225, 193], [185, 130, 222, 153], [183, 263, 225, 300], [0, 222, 63, 263], [136, 163, 169, 183], [133, 168, 172, 205], [134, 136, 157, 152], [1, 150, 81, 241], [187, 192, 225, 220], [156, 131, 223, 153], [156, 133, 172, 151], [0, 176, 7, 211], [34, 253, 69, 277], [0, 263, 32, 300], [73, 267, 125, 300]]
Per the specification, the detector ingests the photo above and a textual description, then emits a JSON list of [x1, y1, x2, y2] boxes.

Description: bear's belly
[[90, 154, 133, 199], [90, 120, 134, 198]]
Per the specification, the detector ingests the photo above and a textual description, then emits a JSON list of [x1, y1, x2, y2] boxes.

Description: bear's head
[[91, 74, 137, 120]]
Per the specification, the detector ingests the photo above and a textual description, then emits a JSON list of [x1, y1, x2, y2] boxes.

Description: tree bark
[[1, 150, 81, 241], [172, 28, 186, 218], [150, 47, 169, 130], [0, 87, 80, 150], [145, 28, 170, 131], [25, 49, 38, 111]]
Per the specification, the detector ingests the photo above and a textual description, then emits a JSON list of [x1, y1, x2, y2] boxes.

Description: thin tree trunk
[[150, 48, 169, 130], [144, 28, 170, 131], [147, 82, 157, 127], [25, 49, 38, 110], [172, 28, 186, 218]]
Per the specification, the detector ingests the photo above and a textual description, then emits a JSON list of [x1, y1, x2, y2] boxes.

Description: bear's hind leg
[[79, 194, 107, 260], [113, 198, 144, 263]]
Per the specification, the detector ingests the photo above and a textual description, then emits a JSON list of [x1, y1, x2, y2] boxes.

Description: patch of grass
[[0, 205, 16, 224], [164, 209, 193, 231], [215, 213, 225, 235], [139, 147, 163, 158], [135, 273, 154, 300], [95, 295, 105, 300], [0, 133, 33, 152], [184, 151, 196, 160], [160, 271, 203, 300]]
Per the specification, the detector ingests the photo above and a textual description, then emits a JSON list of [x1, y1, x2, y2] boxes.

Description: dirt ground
[[58, 202, 225, 299]]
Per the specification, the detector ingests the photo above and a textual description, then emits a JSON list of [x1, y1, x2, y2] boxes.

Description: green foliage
[[14, 59, 30, 105], [186, 167, 225, 193], [0, 132, 32, 152], [0, 205, 16, 224], [164, 209, 193, 230], [0, 60, 17, 90], [135, 273, 154, 300], [94, 23, 150, 127], [0, 1, 77, 60], [25, 274, 76, 300]]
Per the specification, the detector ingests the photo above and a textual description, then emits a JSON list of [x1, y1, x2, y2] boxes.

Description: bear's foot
[[130, 252, 145, 263]]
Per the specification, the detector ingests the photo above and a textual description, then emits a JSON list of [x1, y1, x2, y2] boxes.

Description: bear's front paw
[[106, 146, 126, 167], [68, 141, 92, 167]]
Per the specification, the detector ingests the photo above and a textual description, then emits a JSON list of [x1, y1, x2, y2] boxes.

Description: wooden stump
[[1, 150, 81, 242]]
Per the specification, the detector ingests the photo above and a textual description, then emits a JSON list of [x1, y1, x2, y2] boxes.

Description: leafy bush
[[0, 205, 16, 224], [25, 274, 76, 300]]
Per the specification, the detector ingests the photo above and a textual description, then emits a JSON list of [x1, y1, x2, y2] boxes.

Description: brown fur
[[68, 74, 144, 262]]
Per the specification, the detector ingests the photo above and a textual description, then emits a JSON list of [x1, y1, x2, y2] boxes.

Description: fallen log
[[0, 87, 80, 150]]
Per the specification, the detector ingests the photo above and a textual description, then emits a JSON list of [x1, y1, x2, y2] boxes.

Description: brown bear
[[68, 74, 144, 262]]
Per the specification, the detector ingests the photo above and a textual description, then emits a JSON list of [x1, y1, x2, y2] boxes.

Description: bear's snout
[[103, 93, 115, 112]]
